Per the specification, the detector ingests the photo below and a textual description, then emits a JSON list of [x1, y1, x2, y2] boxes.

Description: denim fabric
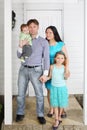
[[16, 65, 44, 117]]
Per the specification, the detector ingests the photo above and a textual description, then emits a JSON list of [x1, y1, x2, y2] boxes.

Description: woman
[[45, 26, 70, 118]]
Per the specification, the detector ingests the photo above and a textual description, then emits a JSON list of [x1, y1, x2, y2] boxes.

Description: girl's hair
[[45, 26, 62, 42], [54, 51, 66, 65]]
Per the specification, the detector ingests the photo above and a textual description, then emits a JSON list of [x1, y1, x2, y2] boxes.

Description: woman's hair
[[45, 26, 62, 42], [54, 51, 66, 65]]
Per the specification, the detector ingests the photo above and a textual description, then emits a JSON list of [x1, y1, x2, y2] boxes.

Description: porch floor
[[3, 95, 87, 130], [13, 95, 85, 126]]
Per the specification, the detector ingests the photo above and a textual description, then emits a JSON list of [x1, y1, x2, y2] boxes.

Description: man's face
[[28, 23, 39, 35]]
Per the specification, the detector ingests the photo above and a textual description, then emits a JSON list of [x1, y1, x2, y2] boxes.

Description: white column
[[84, 0, 87, 125], [4, 0, 12, 124]]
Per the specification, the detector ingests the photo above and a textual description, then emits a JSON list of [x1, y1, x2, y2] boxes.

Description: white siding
[[12, 3, 24, 95], [0, 0, 4, 95], [12, 1, 84, 95], [64, 1, 84, 94]]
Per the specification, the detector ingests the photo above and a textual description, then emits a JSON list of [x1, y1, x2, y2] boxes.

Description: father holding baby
[[16, 19, 50, 124]]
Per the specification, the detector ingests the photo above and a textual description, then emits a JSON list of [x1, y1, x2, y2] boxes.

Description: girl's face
[[55, 54, 65, 65], [45, 28, 54, 41]]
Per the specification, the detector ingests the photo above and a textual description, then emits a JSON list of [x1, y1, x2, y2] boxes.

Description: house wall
[[12, 3, 24, 94], [0, 0, 4, 95], [64, 0, 84, 94], [12, 0, 84, 95]]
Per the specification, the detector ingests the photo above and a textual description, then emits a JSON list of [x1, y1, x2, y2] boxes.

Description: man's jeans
[[16, 65, 44, 117]]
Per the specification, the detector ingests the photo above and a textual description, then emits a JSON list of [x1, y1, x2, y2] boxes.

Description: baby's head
[[20, 24, 29, 34]]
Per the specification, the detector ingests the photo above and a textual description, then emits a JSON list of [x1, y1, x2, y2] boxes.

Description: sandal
[[61, 111, 67, 118], [58, 115, 62, 124], [52, 119, 60, 130], [47, 113, 53, 117]]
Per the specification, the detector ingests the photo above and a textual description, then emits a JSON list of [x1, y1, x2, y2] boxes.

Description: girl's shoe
[[58, 115, 62, 124], [52, 119, 60, 130], [59, 120, 62, 124]]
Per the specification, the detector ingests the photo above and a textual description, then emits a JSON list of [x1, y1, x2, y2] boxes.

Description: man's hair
[[27, 19, 39, 26], [20, 24, 28, 31]]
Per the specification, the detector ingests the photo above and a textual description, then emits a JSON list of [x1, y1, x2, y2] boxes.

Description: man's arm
[[43, 40, 50, 76], [17, 40, 28, 58], [17, 42, 23, 58], [39, 40, 50, 83]]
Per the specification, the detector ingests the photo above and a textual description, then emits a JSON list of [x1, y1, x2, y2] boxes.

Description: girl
[[47, 51, 68, 129]]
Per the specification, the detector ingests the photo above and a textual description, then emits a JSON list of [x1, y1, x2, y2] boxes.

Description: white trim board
[[12, 0, 78, 4], [84, 0, 87, 125], [4, 0, 12, 124]]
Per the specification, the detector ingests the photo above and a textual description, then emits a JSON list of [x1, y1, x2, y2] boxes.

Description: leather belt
[[24, 65, 39, 68]]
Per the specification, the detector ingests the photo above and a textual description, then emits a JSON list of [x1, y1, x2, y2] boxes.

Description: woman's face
[[45, 28, 54, 41]]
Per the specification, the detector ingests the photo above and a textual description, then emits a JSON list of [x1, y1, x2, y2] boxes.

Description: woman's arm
[[62, 45, 70, 78]]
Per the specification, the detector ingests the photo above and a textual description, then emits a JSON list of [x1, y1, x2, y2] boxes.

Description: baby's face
[[22, 26, 29, 34]]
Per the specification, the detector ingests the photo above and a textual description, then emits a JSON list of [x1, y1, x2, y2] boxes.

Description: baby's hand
[[22, 39, 29, 46]]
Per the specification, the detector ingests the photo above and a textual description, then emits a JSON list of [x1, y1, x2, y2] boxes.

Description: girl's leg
[[53, 107, 59, 128], [58, 108, 64, 122]]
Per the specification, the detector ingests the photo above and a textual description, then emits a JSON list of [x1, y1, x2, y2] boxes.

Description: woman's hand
[[64, 69, 70, 79]]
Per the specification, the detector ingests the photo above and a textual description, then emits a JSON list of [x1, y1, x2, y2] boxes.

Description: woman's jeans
[[16, 65, 44, 117]]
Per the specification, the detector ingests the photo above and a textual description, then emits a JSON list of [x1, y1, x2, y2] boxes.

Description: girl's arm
[[62, 45, 70, 78], [39, 65, 53, 82], [47, 65, 53, 80]]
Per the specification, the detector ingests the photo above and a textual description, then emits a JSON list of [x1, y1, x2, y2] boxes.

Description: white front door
[[24, 4, 63, 96], [25, 10, 63, 38]]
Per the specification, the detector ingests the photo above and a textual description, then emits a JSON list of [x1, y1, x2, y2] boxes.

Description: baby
[[19, 24, 32, 63]]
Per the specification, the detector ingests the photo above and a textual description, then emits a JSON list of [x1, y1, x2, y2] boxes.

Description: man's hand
[[39, 75, 48, 83]]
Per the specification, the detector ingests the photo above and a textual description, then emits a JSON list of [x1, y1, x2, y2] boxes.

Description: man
[[16, 19, 50, 124]]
